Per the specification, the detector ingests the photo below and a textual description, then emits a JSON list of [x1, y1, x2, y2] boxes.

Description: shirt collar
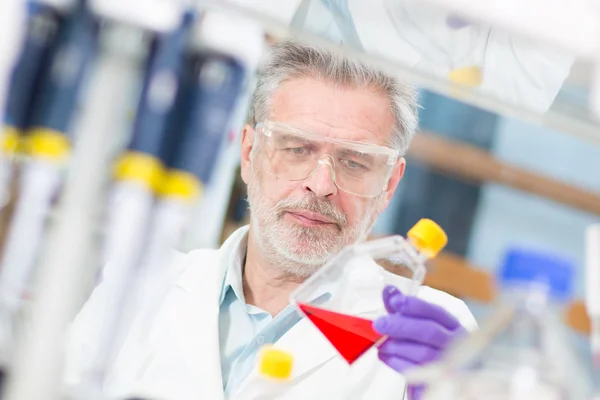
[[218, 228, 335, 308]]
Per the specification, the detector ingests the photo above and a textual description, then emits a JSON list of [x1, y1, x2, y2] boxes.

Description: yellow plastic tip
[[26, 128, 71, 162], [407, 218, 448, 258], [258, 346, 293, 380], [448, 66, 483, 87], [159, 169, 202, 202], [113, 151, 165, 193], [1, 126, 20, 155]]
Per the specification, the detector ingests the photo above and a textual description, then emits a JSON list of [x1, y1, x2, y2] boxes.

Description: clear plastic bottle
[[410, 247, 592, 400], [289, 218, 448, 367]]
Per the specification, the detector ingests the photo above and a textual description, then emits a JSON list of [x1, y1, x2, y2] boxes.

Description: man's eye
[[342, 159, 368, 170], [288, 147, 308, 155]]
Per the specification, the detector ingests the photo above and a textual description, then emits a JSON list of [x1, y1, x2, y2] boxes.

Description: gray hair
[[248, 40, 419, 155]]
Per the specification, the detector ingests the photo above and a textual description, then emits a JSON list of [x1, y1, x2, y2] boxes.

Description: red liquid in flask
[[298, 302, 383, 364]]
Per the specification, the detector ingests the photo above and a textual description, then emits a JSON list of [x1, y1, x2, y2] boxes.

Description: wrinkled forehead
[[269, 78, 396, 146]]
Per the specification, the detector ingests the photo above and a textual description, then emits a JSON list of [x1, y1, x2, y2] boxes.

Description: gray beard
[[246, 168, 380, 278]]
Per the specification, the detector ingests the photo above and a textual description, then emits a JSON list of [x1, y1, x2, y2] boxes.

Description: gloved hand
[[372, 285, 466, 400]]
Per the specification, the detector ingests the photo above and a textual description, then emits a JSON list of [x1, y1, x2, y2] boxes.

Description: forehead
[[270, 77, 395, 146]]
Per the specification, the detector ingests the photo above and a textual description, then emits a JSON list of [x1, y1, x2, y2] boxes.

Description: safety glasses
[[255, 120, 400, 198]]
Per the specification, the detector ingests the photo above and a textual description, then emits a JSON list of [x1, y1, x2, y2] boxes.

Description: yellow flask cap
[[258, 346, 294, 380], [407, 218, 448, 259], [448, 66, 483, 87]]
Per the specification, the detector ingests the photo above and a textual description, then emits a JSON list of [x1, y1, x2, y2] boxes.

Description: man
[[66, 40, 476, 400]]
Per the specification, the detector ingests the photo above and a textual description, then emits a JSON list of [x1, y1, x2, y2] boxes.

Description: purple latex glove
[[373, 285, 466, 400]]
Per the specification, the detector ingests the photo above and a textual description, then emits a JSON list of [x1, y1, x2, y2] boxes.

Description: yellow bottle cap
[[407, 218, 448, 259], [258, 346, 293, 380], [448, 66, 483, 87]]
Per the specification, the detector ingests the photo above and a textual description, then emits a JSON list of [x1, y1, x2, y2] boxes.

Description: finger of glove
[[378, 353, 418, 374], [407, 385, 426, 400], [399, 296, 461, 331], [374, 314, 454, 349], [382, 285, 406, 313], [378, 339, 440, 364]]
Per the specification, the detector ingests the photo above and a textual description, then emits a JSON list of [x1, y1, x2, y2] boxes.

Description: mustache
[[274, 195, 347, 227]]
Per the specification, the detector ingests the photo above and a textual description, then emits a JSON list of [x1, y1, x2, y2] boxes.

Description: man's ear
[[240, 124, 255, 184], [378, 157, 406, 212]]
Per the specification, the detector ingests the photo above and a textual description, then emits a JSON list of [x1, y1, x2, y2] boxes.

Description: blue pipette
[[0, 4, 60, 212]]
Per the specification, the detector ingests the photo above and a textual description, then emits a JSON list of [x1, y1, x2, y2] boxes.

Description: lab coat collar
[[171, 226, 249, 400], [175, 225, 249, 294]]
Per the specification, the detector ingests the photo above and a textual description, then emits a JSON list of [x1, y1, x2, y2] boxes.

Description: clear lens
[[257, 122, 397, 197]]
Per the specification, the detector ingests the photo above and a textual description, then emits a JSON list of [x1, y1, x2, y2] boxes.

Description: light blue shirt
[[218, 235, 303, 397]]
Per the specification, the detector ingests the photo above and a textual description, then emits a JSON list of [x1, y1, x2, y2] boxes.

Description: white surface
[[195, 9, 266, 70], [231, 376, 292, 400], [225, 0, 301, 25], [90, 0, 185, 32], [420, 0, 600, 58], [586, 224, 600, 360], [0, 0, 25, 124], [351, 0, 576, 114], [38, 0, 76, 11], [592, 60, 600, 121], [586, 224, 600, 315]]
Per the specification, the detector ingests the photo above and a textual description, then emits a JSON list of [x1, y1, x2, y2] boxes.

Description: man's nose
[[302, 159, 337, 198]]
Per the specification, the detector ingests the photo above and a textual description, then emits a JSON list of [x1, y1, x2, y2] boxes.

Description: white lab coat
[[65, 226, 477, 400]]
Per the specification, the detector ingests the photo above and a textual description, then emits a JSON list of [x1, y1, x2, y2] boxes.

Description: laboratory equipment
[[0, 0, 25, 126], [0, 1, 41, 209], [1, 0, 178, 398], [231, 345, 294, 400], [0, 0, 96, 370], [290, 218, 447, 365], [406, 247, 592, 400]]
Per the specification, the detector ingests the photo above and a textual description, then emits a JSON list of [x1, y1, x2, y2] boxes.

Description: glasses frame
[[254, 120, 402, 198]]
